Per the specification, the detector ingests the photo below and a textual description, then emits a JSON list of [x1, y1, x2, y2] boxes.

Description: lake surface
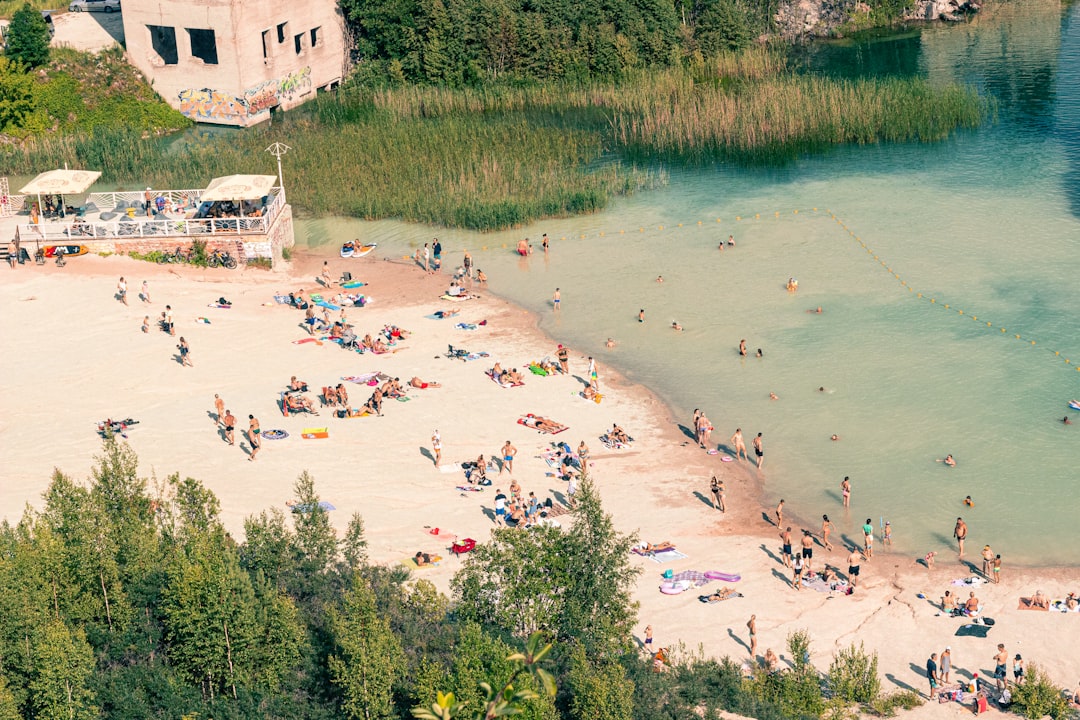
[[297, 0, 1080, 566]]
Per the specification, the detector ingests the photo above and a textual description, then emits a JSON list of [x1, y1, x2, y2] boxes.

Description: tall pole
[[265, 142, 292, 204]]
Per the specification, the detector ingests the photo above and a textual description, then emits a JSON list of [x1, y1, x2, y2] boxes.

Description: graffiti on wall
[[177, 87, 247, 121], [243, 67, 312, 115], [177, 67, 312, 122]]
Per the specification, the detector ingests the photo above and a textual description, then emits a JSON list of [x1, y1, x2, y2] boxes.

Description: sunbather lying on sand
[[610, 424, 630, 444], [410, 377, 442, 389], [703, 587, 739, 602], [414, 552, 433, 566], [434, 309, 460, 319], [635, 541, 675, 554], [521, 415, 566, 433]]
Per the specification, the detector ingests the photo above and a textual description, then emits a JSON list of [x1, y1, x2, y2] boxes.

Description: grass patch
[[1, 47, 986, 230], [246, 257, 273, 270]]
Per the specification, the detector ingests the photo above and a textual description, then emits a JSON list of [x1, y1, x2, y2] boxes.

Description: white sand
[[2, 251, 1078, 711]]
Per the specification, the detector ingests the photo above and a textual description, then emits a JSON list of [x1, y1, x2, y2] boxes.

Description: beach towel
[[528, 363, 553, 376], [801, 575, 832, 593], [289, 501, 335, 513], [543, 503, 572, 519], [273, 294, 291, 304], [487, 370, 523, 388], [342, 372, 386, 385], [951, 577, 987, 587], [301, 427, 329, 439], [465, 352, 489, 361], [341, 281, 365, 289], [440, 294, 473, 302], [456, 485, 484, 493], [402, 555, 443, 570], [600, 433, 633, 449], [1049, 601, 1080, 612], [455, 323, 478, 330], [644, 549, 689, 564], [1018, 597, 1050, 611], [262, 429, 289, 440], [699, 591, 744, 603], [955, 623, 992, 638]]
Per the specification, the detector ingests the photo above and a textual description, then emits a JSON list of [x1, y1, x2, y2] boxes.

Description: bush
[[246, 257, 272, 270], [867, 690, 923, 717], [1010, 664, 1071, 720], [826, 642, 880, 704], [128, 250, 164, 263], [187, 239, 208, 267]]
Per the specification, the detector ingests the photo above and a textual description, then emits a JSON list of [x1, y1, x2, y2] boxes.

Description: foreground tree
[[4, 4, 51, 69], [28, 619, 97, 720]]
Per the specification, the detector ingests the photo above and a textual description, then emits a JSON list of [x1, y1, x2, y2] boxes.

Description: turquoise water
[[297, 0, 1080, 566]]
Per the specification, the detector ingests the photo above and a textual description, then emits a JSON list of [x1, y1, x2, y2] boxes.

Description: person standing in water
[[638, 308, 645, 322], [542, 233, 549, 252], [821, 514, 834, 551], [553, 287, 560, 312], [841, 476, 851, 508], [730, 428, 747, 461], [739, 339, 747, 356], [753, 432, 764, 469]]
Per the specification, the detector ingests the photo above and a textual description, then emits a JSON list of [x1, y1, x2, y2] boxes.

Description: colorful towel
[[341, 372, 383, 384]]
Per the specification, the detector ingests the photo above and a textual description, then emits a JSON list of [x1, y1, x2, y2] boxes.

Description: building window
[[276, 22, 287, 44], [147, 25, 178, 65], [187, 28, 219, 64], [294, 33, 304, 55], [262, 29, 271, 59], [310, 26, 321, 48]]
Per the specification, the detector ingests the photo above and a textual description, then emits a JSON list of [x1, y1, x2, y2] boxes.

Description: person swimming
[[964, 495, 975, 507], [944, 454, 956, 467]]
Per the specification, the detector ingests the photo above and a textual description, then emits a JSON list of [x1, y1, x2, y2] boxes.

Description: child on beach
[[142, 316, 150, 333]]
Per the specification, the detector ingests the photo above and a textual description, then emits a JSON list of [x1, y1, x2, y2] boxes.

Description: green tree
[[328, 573, 406, 720], [341, 511, 369, 570], [566, 644, 634, 720], [412, 631, 556, 720], [4, 3, 51, 68], [0, 56, 36, 133], [291, 471, 338, 574], [0, 674, 19, 720], [1010, 664, 1071, 720], [28, 619, 97, 720], [827, 642, 880, 705]]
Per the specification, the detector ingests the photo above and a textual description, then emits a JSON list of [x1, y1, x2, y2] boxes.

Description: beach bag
[[662, 569, 674, 579]]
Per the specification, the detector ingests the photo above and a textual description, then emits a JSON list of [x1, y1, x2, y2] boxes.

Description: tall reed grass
[[2, 47, 987, 229]]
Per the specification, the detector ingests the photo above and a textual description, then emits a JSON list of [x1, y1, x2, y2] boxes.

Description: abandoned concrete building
[[122, 0, 347, 126]]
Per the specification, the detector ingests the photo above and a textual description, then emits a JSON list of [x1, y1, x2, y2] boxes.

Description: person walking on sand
[[423, 243, 430, 272], [747, 615, 757, 657], [178, 337, 192, 367], [644, 625, 653, 651], [142, 316, 150, 333], [841, 476, 851, 508], [493, 488, 507, 526], [847, 548, 861, 588], [222, 410, 236, 446], [940, 646, 952, 683], [164, 305, 175, 335], [993, 554, 1002, 583], [862, 518, 874, 558], [432, 430, 442, 467], [141, 280, 151, 303], [638, 308, 645, 322], [710, 475, 725, 512], [821, 514, 834, 551], [731, 428, 747, 461], [248, 415, 261, 461], [954, 517, 968, 558], [775, 499, 784, 526], [926, 653, 940, 699], [578, 440, 589, 473], [500, 440, 517, 474], [214, 394, 225, 425], [117, 277, 128, 305], [753, 433, 764, 469], [321, 261, 333, 287], [553, 287, 560, 312], [780, 526, 793, 568], [792, 553, 804, 590], [557, 344, 569, 374]]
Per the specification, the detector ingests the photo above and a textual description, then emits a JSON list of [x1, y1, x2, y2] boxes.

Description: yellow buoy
[[794, 209, 799, 214], [697, 221, 702, 225], [600, 231, 605, 236], [1030, 340, 1036, 345], [813, 207, 818, 212], [917, 293, 923, 298], [987, 322, 992, 326], [944, 304, 950, 308], [501, 243, 506, 249], [1015, 334, 1021, 339]]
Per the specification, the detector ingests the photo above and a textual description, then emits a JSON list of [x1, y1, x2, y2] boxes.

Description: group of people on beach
[[212, 393, 261, 460]]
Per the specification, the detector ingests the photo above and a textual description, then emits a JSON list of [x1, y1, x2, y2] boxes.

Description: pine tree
[[4, 3, 51, 69]]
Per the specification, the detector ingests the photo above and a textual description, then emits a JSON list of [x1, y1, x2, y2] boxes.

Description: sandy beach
[[2, 250, 1078, 717]]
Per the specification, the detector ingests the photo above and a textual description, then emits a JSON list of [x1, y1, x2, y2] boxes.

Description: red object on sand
[[451, 538, 477, 556]]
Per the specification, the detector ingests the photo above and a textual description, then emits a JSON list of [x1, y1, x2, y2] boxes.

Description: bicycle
[[207, 249, 238, 269], [156, 246, 188, 264]]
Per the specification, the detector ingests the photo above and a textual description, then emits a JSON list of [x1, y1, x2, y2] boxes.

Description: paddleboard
[[44, 245, 87, 257], [341, 281, 365, 289], [1069, 400, 1080, 411]]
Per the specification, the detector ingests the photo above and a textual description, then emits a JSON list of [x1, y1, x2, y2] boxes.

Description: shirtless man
[[847, 548, 862, 588], [247, 415, 261, 461], [214, 394, 225, 426], [780, 527, 793, 568], [800, 530, 814, 572], [410, 377, 441, 389], [981, 544, 995, 579], [552, 287, 560, 312], [841, 476, 851, 508], [965, 591, 980, 617], [557, 344, 569, 374], [222, 410, 237, 446], [993, 644, 1009, 691], [739, 339, 747, 356], [605, 337, 616, 348], [954, 517, 968, 558], [775, 499, 784, 526], [730, 428, 747, 461], [500, 440, 517, 474], [753, 433, 764, 469]]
